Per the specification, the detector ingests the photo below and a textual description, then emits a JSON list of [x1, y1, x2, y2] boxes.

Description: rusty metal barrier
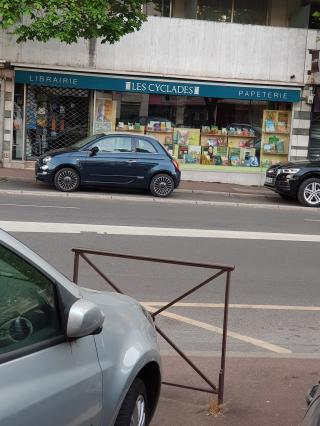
[[72, 247, 234, 405]]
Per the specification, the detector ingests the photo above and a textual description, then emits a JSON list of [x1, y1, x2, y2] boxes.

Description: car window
[[136, 138, 157, 154], [0, 244, 62, 355], [92, 136, 133, 153]]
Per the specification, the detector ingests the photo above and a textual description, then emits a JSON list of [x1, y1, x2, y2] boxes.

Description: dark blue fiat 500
[[35, 132, 181, 197]]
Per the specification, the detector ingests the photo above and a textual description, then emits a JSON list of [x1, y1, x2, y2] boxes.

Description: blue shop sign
[[15, 70, 301, 102]]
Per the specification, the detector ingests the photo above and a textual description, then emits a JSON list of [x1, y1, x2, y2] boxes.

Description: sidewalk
[[153, 355, 316, 426], [0, 167, 274, 199]]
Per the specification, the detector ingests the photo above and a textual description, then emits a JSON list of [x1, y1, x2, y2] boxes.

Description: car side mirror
[[90, 146, 99, 156], [67, 299, 104, 338], [306, 384, 320, 405]]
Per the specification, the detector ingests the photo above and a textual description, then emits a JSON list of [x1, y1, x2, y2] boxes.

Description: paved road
[[0, 189, 319, 357], [1, 187, 319, 424]]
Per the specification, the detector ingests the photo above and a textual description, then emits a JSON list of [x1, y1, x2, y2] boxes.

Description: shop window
[[144, 0, 171, 17], [113, 90, 292, 169], [25, 86, 89, 159], [197, 0, 232, 22], [12, 84, 24, 161], [233, 0, 268, 25]]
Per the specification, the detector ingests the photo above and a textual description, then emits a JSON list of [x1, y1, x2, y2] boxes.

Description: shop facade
[[6, 68, 302, 185]]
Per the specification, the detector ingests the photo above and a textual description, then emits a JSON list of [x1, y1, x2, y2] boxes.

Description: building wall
[[0, 18, 311, 86], [288, 28, 316, 161], [0, 69, 14, 166]]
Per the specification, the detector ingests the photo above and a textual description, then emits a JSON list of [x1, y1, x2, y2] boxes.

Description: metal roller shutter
[[25, 85, 90, 159]]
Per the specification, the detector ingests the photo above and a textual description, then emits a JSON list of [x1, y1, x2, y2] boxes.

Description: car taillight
[[172, 159, 180, 170]]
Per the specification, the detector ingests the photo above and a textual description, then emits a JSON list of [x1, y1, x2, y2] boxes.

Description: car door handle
[[126, 160, 137, 163]]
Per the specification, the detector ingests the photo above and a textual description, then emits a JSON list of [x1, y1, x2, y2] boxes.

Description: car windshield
[[70, 134, 103, 149]]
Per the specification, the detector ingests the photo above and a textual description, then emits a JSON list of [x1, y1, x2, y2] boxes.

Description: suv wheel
[[150, 173, 174, 197], [115, 378, 148, 426], [54, 168, 80, 192], [297, 178, 320, 207]]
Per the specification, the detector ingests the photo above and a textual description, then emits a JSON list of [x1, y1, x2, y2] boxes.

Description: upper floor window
[[147, 0, 269, 26], [197, 0, 232, 23], [233, 0, 268, 25], [145, 0, 171, 17]]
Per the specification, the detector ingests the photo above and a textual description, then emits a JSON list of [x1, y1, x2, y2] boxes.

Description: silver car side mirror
[[67, 299, 105, 339]]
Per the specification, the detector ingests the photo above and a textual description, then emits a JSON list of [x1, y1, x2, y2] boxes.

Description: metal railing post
[[218, 270, 231, 406]]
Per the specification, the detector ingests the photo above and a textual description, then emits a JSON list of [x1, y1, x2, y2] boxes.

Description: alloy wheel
[[152, 175, 174, 197], [56, 169, 79, 192], [303, 181, 320, 206], [130, 395, 146, 426]]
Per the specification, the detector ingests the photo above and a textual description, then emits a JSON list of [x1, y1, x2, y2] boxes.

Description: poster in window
[[94, 97, 116, 134]]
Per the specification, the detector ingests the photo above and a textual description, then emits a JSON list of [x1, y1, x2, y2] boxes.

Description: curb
[[176, 188, 277, 199], [0, 188, 310, 211]]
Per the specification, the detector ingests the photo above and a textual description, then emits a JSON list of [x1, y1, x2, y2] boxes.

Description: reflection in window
[[197, 0, 232, 23], [0, 244, 61, 355], [94, 137, 133, 153], [145, 0, 171, 17], [233, 0, 268, 25]]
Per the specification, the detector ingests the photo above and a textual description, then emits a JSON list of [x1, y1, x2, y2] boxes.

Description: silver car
[[0, 230, 161, 426]]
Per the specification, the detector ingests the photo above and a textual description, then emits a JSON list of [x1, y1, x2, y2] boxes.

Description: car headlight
[[42, 156, 52, 164], [279, 168, 300, 174]]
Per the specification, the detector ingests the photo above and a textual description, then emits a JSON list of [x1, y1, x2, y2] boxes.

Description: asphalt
[[0, 168, 320, 426]]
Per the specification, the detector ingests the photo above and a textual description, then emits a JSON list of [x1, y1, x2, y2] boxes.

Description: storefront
[[12, 69, 301, 182]]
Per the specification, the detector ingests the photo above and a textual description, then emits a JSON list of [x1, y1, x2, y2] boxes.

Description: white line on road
[[0, 220, 319, 242], [0, 203, 78, 209], [144, 305, 291, 354], [143, 302, 320, 311], [305, 219, 320, 222]]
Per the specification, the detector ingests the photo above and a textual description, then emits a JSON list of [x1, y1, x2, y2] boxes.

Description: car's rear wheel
[[54, 167, 80, 192], [150, 173, 174, 197], [115, 378, 148, 426], [297, 178, 320, 207]]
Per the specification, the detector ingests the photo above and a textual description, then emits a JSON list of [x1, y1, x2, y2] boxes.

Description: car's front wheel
[[54, 167, 80, 192], [150, 173, 174, 197], [115, 378, 149, 426], [297, 178, 320, 207]]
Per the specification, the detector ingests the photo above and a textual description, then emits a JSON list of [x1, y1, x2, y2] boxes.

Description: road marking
[[144, 305, 291, 354], [0, 220, 319, 242], [142, 302, 320, 311], [0, 203, 77, 209], [305, 219, 320, 222]]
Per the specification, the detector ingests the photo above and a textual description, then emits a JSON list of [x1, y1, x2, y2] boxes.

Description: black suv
[[264, 160, 320, 207]]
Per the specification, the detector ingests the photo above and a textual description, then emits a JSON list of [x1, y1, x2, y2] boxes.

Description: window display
[[260, 110, 291, 168], [113, 92, 292, 170], [94, 93, 117, 134]]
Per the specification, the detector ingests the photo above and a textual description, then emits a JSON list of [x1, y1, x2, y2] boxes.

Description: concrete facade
[[0, 19, 310, 85]]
